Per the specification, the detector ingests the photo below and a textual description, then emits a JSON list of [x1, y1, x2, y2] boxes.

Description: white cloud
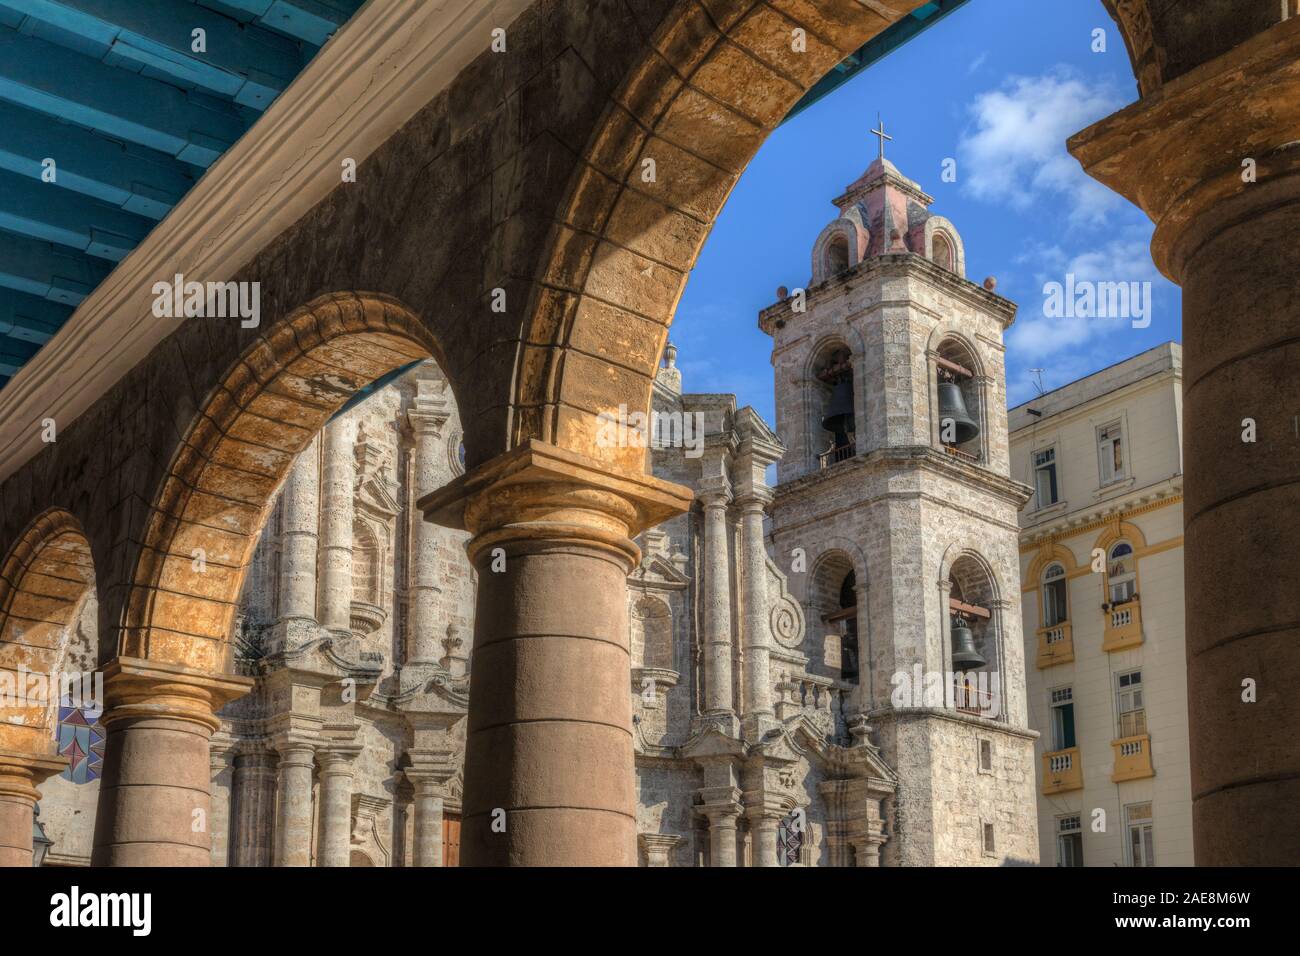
[[958, 68, 1124, 227], [967, 52, 988, 75], [1006, 227, 1166, 369]]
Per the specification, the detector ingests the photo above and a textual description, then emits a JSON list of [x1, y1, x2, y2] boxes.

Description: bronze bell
[[821, 377, 855, 438], [950, 617, 986, 671], [937, 381, 979, 444]]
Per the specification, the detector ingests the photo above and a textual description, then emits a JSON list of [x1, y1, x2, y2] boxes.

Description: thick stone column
[[90, 658, 251, 866], [748, 808, 780, 868], [278, 435, 319, 623], [406, 383, 449, 662], [1069, 17, 1300, 864], [317, 748, 359, 867], [420, 441, 690, 866], [0, 751, 65, 867], [699, 480, 736, 726], [208, 738, 236, 866], [407, 773, 445, 867], [272, 739, 316, 867], [738, 492, 774, 736], [231, 748, 277, 867], [317, 416, 356, 633]]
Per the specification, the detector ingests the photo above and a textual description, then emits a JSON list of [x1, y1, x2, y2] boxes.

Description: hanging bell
[[937, 381, 979, 444], [820, 377, 856, 439], [950, 617, 986, 671]]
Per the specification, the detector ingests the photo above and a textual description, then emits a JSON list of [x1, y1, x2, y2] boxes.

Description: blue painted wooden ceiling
[[0, 0, 367, 388], [0, 0, 965, 392]]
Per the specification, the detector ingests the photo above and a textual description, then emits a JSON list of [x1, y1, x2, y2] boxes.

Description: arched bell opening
[[947, 554, 1002, 720], [934, 338, 984, 463], [810, 551, 859, 686], [811, 344, 856, 471]]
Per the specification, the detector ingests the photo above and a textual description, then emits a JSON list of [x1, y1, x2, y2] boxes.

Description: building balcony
[[1042, 747, 1083, 795], [1111, 733, 1155, 782], [1102, 598, 1143, 652], [1036, 621, 1074, 668]]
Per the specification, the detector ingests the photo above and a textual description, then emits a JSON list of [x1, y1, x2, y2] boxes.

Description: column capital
[[99, 657, 253, 735], [696, 475, 732, 509], [0, 749, 67, 802], [734, 488, 774, 512], [271, 735, 318, 765], [696, 785, 743, 824], [1069, 16, 1300, 281], [419, 439, 692, 570], [317, 745, 362, 774]]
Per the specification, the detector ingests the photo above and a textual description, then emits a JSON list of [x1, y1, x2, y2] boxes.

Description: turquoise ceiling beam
[[0, 101, 193, 220], [194, 0, 358, 47], [0, 25, 252, 166], [0, 0, 308, 110], [0, 230, 113, 305], [0, 169, 155, 260], [783, 0, 970, 122], [0, 289, 69, 345], [0, 336, 40, 377]]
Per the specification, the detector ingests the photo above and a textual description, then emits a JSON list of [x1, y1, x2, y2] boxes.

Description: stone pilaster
[[406, 771, 446, 867], [420, 440, 690, 866], [697, 786, 743, 867], [317, 416, 356, 633], [698, 478, 736, 731], [272, 738, 316, 867], [1069, 14, 1300, 865], [406, 378, 450, 662], [278, 435, 320, 625], [231, 747, 277, 867], [208, 736, 236, 867], [317, 746, 360, 867], [90, 658, 252, 866], [737, 491, 775, 739], [0, 750, 66, 867]]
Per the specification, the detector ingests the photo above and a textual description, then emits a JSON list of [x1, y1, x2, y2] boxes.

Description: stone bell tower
[[759, 126, 1039, 866]]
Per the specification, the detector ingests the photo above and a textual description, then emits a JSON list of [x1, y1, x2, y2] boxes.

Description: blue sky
[[671, 0, 1181, 420]]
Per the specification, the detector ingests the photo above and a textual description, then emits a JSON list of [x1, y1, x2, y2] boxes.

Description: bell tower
[[759, 132, 1039, 866]]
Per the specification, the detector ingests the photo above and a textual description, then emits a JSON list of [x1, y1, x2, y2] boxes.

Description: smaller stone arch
[[808, 546, 864, 684], [924, 216, 966, 277], [929, 331, 988, 462], [810, 216, 869, 285], [1094, 519, 1149, 554], [0, 509, 97, 757], [804, 336, 863, 471]]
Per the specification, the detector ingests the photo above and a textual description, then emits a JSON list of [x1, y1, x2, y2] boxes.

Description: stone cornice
[[1068, 14, 1300, 281], [0, 0, 532, 486], [776, 446, 1031, 509], [1018, 481, 1183, 551], [759, 252, 1017, 337]]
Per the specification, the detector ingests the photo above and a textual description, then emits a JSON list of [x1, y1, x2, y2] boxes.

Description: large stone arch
[[513, 0, 926, 472], [120, 292, 439, 674]]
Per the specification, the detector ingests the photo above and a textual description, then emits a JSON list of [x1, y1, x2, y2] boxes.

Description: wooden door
[[442, 813, 461, 867]]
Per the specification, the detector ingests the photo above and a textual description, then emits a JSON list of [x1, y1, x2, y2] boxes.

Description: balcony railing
[[818, 444, 855, 469], [1111, 732, 1155, 782], [1035, 621, 1074, 668], [941, 443, 981, 464], [1102, 598, 1143, 652], [1042, 746, 1084, 795], [951, 676, 997, 718]]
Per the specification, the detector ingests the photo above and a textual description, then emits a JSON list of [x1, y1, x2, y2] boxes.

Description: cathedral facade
[[35, 150, 1038, 867]]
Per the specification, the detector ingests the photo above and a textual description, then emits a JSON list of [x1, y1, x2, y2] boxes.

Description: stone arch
[[803, 334, 864, 469], [942, 546, 1004, 716], [1094, 519, 1148, 554], [120, 292, 440, 673], [0, 509, 97, 758], [811, 217, 869, 284], [513, 0, 910, 473], [923, 215, 965, 278]]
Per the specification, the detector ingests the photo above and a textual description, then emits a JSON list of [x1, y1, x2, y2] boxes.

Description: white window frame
[[1042, 563, 1068, 627], [1097, 420, 1126, 486], [1033, 445, 1059, 508], [1049, 685, 1075, 751], [1107, 542, 1137, 605], [1125, 803, 1156, 867], [1056, 814, 1083, 868]]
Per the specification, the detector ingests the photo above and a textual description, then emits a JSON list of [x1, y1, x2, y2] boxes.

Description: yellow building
[[1009, 343, 1191, 867]]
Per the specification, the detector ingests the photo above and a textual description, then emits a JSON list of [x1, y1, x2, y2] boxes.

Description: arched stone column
[[1070, 14, 1300, 864], [90, 658, 251, 866], [0, 751, 65, 867], [421, 441, 689, 866]]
